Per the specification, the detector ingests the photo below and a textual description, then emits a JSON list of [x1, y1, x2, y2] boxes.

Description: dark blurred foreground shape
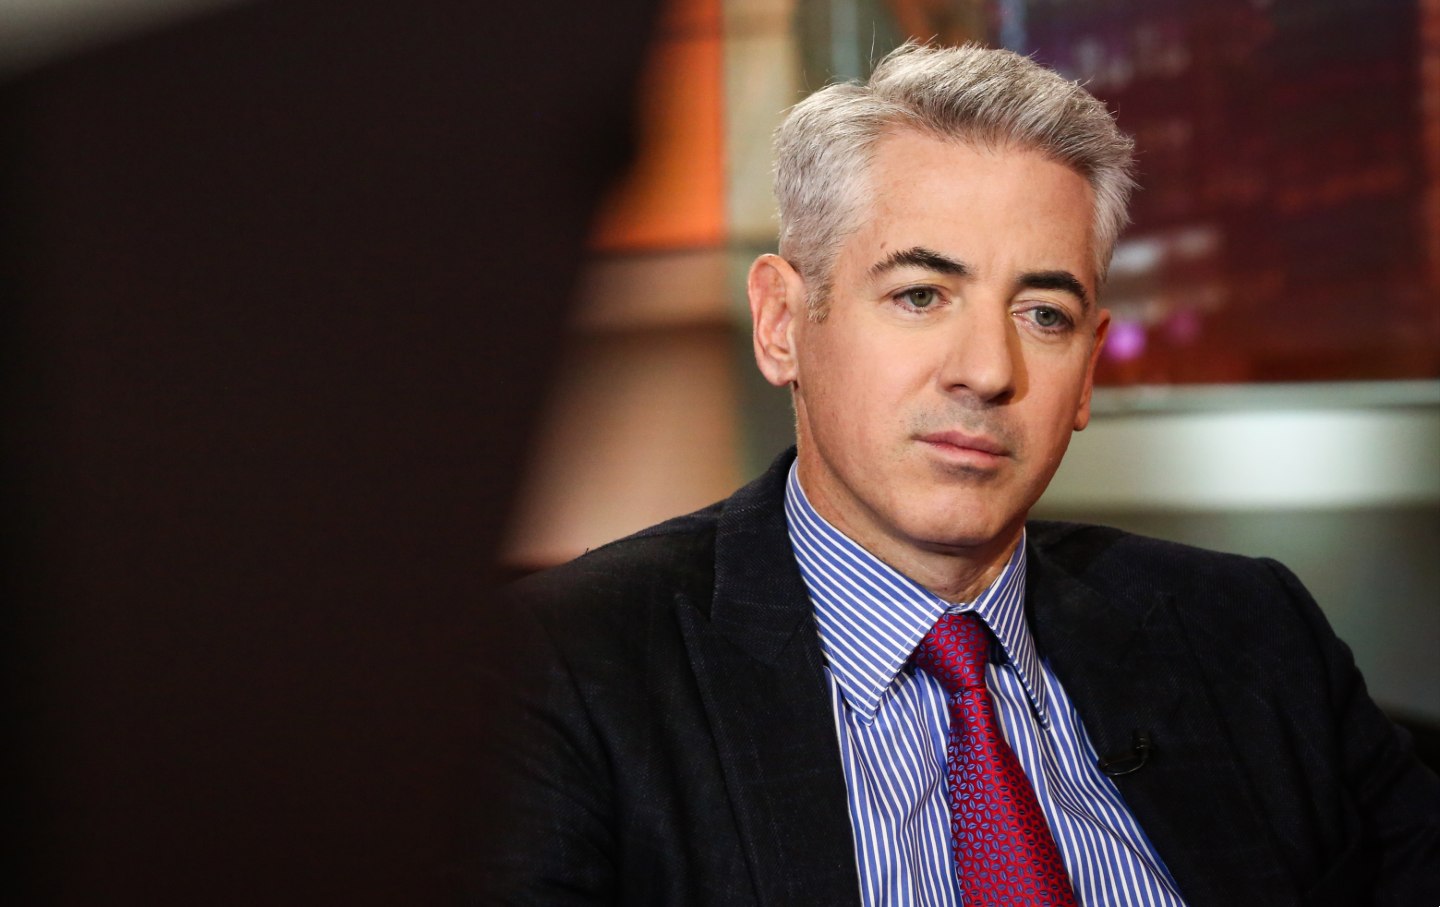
[[0, 0, 659, 901]]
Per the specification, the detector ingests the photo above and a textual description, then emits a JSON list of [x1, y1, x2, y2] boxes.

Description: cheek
[[801, 350, 890, 454], [836, 354, 925, 439], [1028, 369, 1090, 450], [851, 331, 935, 391], [800, 320, 936, 431]]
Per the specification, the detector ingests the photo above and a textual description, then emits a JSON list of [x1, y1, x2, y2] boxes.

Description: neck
[[853, 524, 1019, 604]]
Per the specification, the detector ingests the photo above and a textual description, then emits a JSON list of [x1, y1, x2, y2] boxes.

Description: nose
[[937, 303, 1017, 402]]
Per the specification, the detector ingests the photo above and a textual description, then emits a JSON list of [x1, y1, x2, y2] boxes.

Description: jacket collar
[[675, 448, 862, 906]]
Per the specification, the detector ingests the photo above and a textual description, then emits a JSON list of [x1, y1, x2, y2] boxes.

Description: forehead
[[846, 130, 1099, 288]]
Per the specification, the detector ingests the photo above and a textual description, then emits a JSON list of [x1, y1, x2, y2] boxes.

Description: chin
[[902, 509, 1013, 554]]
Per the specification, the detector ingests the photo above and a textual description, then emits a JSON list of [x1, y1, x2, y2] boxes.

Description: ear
[[1073, 308, 1110, 431], [748, 254, 807, 388]]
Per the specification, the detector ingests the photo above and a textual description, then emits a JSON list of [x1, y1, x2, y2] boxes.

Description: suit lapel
[[1026, 532, 1294, 906], [677, 454, 861, 907]]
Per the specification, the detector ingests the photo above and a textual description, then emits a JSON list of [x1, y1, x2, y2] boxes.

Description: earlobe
[[748, 254, 804, 388], [1073, 309, 1110, 431]]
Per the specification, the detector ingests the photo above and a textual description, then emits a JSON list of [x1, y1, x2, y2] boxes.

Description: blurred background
[[502, 0, 1440, 751], [2, 0, 661, 901], [0, 0, 1436, 902]]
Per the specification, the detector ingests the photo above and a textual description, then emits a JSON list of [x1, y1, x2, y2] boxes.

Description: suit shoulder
[[1026, 519, 1295, 599], [509, 501, 721, 617]]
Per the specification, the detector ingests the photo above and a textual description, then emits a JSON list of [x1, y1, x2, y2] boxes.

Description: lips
[[917, 430, 1009, 458], [915, 429, 1008, 469]]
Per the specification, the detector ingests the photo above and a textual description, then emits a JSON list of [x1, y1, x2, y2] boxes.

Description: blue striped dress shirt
[[784, 464, 1187, 907]]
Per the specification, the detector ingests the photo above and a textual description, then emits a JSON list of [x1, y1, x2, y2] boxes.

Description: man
[[478, 43, 1440, 906]]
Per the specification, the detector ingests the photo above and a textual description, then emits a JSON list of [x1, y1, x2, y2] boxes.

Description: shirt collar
[[783, 461, 1050, 727]]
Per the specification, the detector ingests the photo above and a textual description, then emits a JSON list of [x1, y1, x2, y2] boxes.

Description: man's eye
[[896, 287, 938, 309], [1030, 306, 1070, 329]]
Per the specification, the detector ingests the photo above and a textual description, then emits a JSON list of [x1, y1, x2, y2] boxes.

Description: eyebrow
[[867, 246, 971, 280], [1018, 270, 1091, 311], [867, 246, 1092, 310]]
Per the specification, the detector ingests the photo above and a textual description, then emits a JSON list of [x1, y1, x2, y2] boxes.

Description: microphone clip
[[1097, 729, 1152, 777]]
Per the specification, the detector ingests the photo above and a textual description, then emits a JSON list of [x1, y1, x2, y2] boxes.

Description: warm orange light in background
[[505, 0, 739, 568], [590, 0, 726, 251]]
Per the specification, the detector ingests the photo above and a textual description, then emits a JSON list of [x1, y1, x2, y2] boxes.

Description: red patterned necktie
[[913, 612, 1078, 906]]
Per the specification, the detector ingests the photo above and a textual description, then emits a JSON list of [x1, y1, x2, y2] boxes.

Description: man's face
[[785, 130, 1108, 589]]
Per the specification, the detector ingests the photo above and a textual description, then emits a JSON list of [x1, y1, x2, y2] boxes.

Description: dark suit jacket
[[476, 450, 1440, 906]]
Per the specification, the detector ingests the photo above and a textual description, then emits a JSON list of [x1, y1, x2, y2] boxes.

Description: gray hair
[[774, 42, 1137, 317]]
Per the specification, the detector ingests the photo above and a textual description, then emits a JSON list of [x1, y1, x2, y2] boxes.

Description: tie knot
[[914, 612, 990, 696]]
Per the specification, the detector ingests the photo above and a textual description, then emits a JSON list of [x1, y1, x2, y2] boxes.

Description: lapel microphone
[[1097, 729, 1153, 777]]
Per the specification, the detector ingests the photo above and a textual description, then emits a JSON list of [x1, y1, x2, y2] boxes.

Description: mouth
[[916, 430, 1010, 468]]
